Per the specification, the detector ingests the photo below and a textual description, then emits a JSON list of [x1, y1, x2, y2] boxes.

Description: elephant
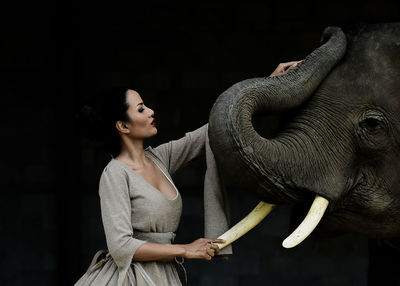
[[208, 23, 400, 248]]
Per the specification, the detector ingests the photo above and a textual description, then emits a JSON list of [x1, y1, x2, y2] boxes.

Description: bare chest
[[136, 164, 177, 200]]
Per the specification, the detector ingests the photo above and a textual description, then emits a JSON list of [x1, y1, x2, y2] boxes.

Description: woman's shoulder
[[98, 160, 132, 195], [144, 146, 160, 160], [101, 159, 130, 178], [144, 146, 166, 166]]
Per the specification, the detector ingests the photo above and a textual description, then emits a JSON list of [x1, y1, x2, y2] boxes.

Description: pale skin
[[113, 61, 299, 262]]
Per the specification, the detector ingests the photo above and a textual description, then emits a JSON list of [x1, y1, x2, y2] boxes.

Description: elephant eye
[[358, 110, 390, 143], [356, 110, 390, 151], [359, 117, 380, 130]]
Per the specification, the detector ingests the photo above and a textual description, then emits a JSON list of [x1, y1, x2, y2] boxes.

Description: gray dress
[[75, 124, 230, 286]]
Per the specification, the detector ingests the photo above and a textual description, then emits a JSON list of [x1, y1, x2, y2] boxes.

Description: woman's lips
[[151, 119, 156, 126]]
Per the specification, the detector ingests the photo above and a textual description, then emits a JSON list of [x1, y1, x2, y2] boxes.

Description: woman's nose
[[149, 108, 155, 117]]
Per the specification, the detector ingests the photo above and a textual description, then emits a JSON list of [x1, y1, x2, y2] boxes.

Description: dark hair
[[76, 87, 132, 157]]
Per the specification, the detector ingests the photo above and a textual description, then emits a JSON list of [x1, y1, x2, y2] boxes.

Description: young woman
[[75, 61, 300, 286]]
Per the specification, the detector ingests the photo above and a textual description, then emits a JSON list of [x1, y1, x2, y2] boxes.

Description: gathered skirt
[[74, 250, 182, 286]]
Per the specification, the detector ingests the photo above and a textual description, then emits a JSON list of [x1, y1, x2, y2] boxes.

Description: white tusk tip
[[282, 238, 297, 248], [281, 195, 329, 249]]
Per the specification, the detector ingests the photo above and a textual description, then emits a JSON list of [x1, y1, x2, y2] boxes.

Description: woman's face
[[123, 89, 157, 139]]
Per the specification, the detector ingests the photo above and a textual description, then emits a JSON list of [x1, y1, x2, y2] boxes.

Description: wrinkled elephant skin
[[209, 23, 400, 239]]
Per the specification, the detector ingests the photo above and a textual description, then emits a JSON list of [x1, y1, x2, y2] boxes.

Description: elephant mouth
[[215, 170, 367, 250]]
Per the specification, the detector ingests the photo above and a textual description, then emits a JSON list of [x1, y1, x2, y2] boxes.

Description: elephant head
[[209, 23, 400, 247]]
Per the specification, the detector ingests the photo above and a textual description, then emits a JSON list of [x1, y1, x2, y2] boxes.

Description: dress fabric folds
[[75, 124, 232, 286]]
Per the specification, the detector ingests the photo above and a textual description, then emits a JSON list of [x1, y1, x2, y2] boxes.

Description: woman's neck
[[116, 138, 148, 169]]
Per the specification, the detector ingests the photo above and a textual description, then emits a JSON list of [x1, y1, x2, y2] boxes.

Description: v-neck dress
[[75, 124, 209, 286]]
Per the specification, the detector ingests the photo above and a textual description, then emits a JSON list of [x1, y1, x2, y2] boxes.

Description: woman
[[75, 61, 300, 286]]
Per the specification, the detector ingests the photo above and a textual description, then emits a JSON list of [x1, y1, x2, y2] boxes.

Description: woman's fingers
[[281, 61, 300, 69], [281, 61, 301, 72], [207, 242, 220, 250], [206, 247, 215, 257], [210, 244, 220, 254], [207, 241, 221, 256], [270, 60, 302, 77], [194, 238, 226, 260], [210, 238, 226, 243], [286, 60, 303, 71]]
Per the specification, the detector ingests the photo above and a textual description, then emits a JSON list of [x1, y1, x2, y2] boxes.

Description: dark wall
[[1, 1, 399, 285]]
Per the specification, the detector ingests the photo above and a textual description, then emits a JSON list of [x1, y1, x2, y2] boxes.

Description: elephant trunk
[[209, 27, 347, 204]]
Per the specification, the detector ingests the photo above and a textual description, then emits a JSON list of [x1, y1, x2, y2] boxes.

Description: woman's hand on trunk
[[269, 60, 302, 77]]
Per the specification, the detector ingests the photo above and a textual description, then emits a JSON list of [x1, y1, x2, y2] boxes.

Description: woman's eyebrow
[[136, 102, 144, 106]]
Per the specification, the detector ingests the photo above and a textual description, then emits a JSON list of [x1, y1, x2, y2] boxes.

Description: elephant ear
[[208, 26, 347, 203]]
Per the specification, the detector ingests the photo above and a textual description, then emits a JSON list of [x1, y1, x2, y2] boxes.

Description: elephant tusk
[[282, 195, 329, 248], [216, 201, 275, 250]]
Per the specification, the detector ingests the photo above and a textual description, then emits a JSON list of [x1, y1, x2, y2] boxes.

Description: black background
[[1, 1, 399, 285]]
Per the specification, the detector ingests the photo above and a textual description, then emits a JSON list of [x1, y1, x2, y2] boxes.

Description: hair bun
[[80, 104, 93, 118], [76, 87, 130, 156], [76, 103, 106, 141]]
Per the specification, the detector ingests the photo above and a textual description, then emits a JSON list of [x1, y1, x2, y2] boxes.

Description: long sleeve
[[204, 130, 232, 255], [99, 166, 147, 285], [151, 123, 208, 176], [150, 123, 232, 255]]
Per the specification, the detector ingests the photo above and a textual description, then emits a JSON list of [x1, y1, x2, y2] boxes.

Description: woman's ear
[[115, 120, 130, 134]]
